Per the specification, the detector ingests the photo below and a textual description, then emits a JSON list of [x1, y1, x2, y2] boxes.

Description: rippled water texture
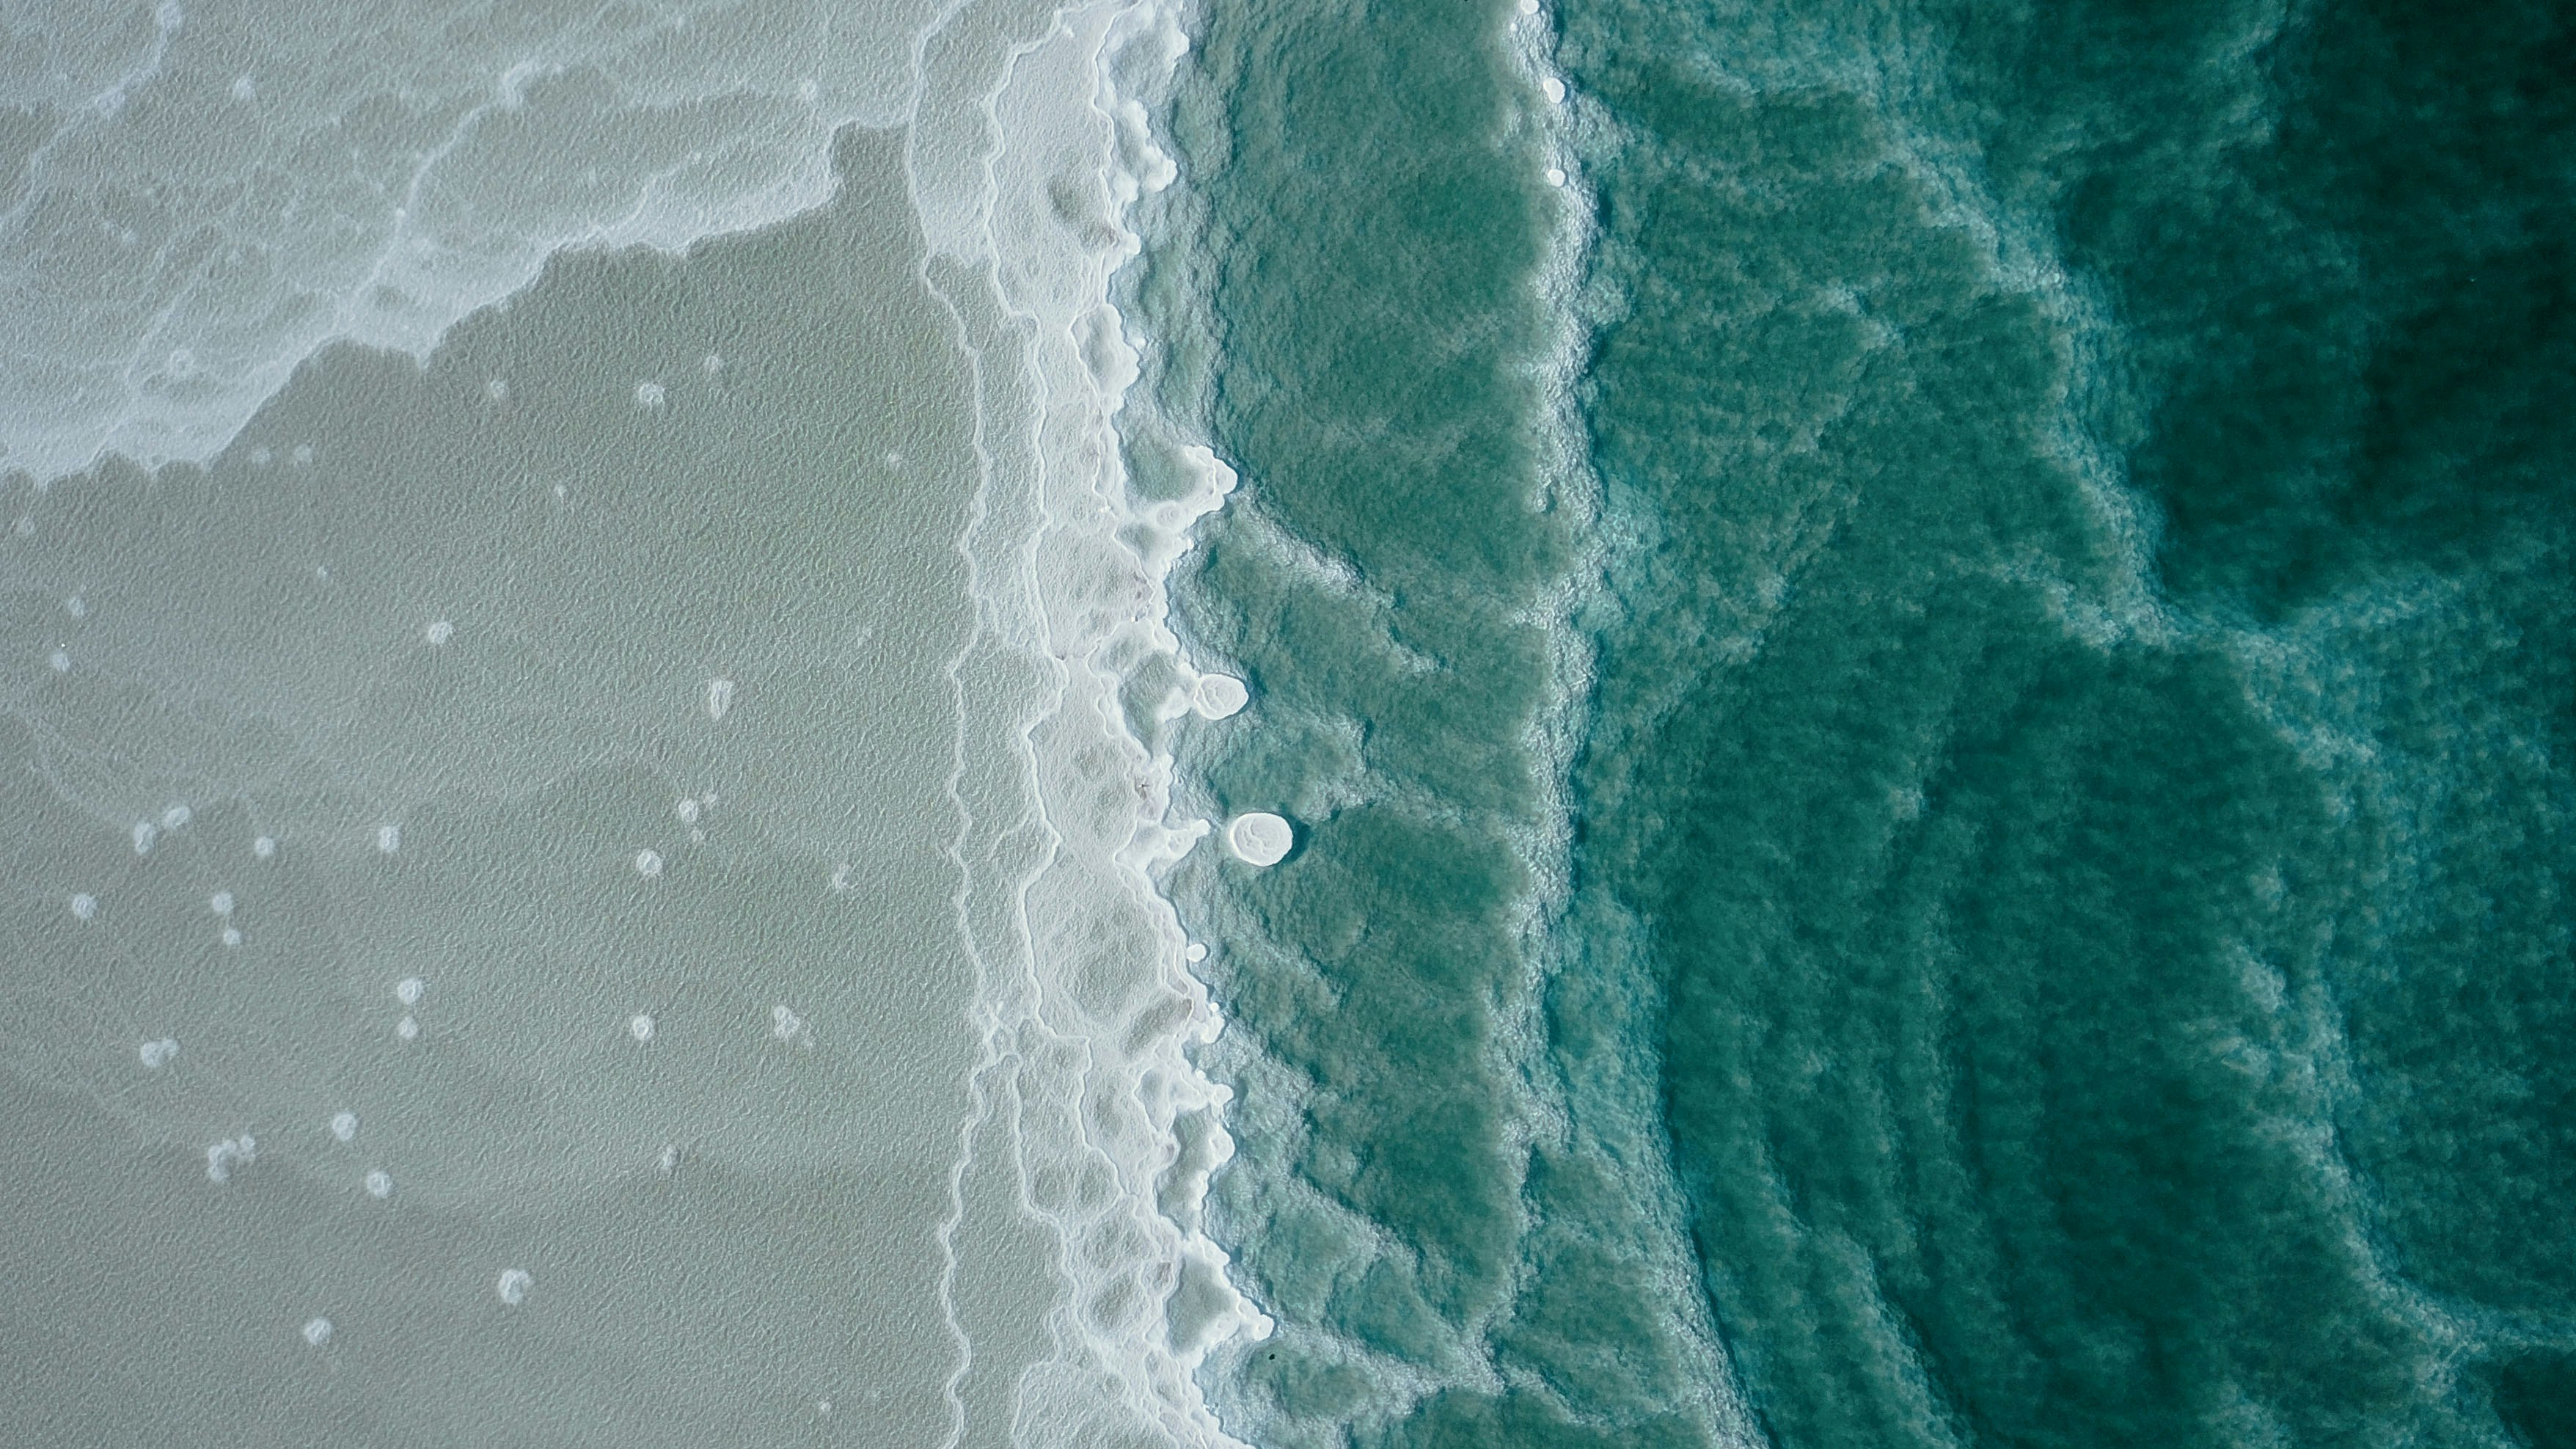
[[1149, 0, 2576, 1445]]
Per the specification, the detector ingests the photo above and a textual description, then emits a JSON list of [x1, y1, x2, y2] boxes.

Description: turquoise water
[[1146, 0, 2576, 1445]]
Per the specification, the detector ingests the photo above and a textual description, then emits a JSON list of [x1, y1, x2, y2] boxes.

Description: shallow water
[[1149, 0, 2576, 1445]]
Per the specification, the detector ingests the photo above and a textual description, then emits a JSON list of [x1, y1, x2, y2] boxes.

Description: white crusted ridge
[[907, 0, 1263, 1443]]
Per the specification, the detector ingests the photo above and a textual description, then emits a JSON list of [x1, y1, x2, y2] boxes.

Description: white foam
[[65, 596, 86, 618], [138, 1037, 178, 1069], [496, 1269, 532, 1305], [131, 822, 157, 855], [633, 382, 666, 411], [633, 850, 663, 877], [1223, 813, 1295, 867], [220, 927, 242, 947], [161, 804, 191, 830], [627, 1014, 654, 1043], [771, 1004, 805, 1042], [301, 1318, 332, 1346], [377, 824, 401, 855], [396, 1015, 420, 1041], [364, 1170, 393, 1199], [69, 894, 96, 920], [210, 891, 233, 916], [705, 678, 736, 721], [425, 619, 455, 646], [395, 977, 424, 1006], [253, 836, 276, 858], [330, 1112, 358, 1142], [48, 651, 70, 674]]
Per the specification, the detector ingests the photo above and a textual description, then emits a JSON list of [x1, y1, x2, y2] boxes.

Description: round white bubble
[[1225, 812, 1295, 867], [69, 894, 95, 920], [210, 891, 233, 916], [252, 835, 276, 859], [131, 822, 156, 855], [628, 1014, 654, 1043], [395, 977, 424, 1006], [705, 677, 736, 721], [633, 850, 662, 878], [364, 1170, 392, 1199], [675, 798, 700, 824], [425, 619, 454, 646], [771, 1004, 804, 1041], [139, 1038, 178, 1069], [1545, 167, 1567, 188], [497, 1269, 532, 1305], [220, 927, 242, 947], [396, 1015, 420, 1041], [377, 824, 400, 854], [330, 1112, 358, 1142], [1192, 674, 1250, 720], [301, 1318, 332, 1346], [161, 804, 191, 830]]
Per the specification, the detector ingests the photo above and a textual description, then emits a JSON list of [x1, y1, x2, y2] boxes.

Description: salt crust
[[907, 0, 1273, 1442]]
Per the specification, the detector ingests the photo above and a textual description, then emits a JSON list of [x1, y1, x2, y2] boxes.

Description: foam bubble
[[161, 804, 191, 830], [220, 927, 242, 947], [1224, 812, 1295, 867], [330, 1112, 358, 1142], [702, 354, 724, 376], [132, 822, 157, 855], [210, 891, 234, 916], [48, 650, 69, 673], [771, 1004, 805, 1041], [364, 1170, 392, 1199], [230, 75, 255, 102], [253, 836, 276, 858], [69, 894, 95, 920], [1185, 944, 1207, 963], [1192, 674, 1250, 719], [65, 596, 84, 618], [377, 824, 400, 854], [628, 1014, 655, 1043], [138, 1038, 178, 1069], [634, 382, 665, 410], [1545, 167, 1567, 188], [676, 798, 700, 824], [496, 1269, 532, 1305], [634, 850, 663, 877], [301, 1318, 332, 1346], [705, 677, 736, 721], [396, 1015, 420, 1040], [395, 977, 424, 1006], [425, 619, 454, 646], [486, 378, 509, 401], [1543, 76, 1567, 103]]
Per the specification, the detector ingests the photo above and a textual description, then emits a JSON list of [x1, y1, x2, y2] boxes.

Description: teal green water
[[1143, 0, 2576, 1445]]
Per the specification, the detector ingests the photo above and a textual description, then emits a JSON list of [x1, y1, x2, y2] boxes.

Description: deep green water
[[1144, 0, 2576, 1445]]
